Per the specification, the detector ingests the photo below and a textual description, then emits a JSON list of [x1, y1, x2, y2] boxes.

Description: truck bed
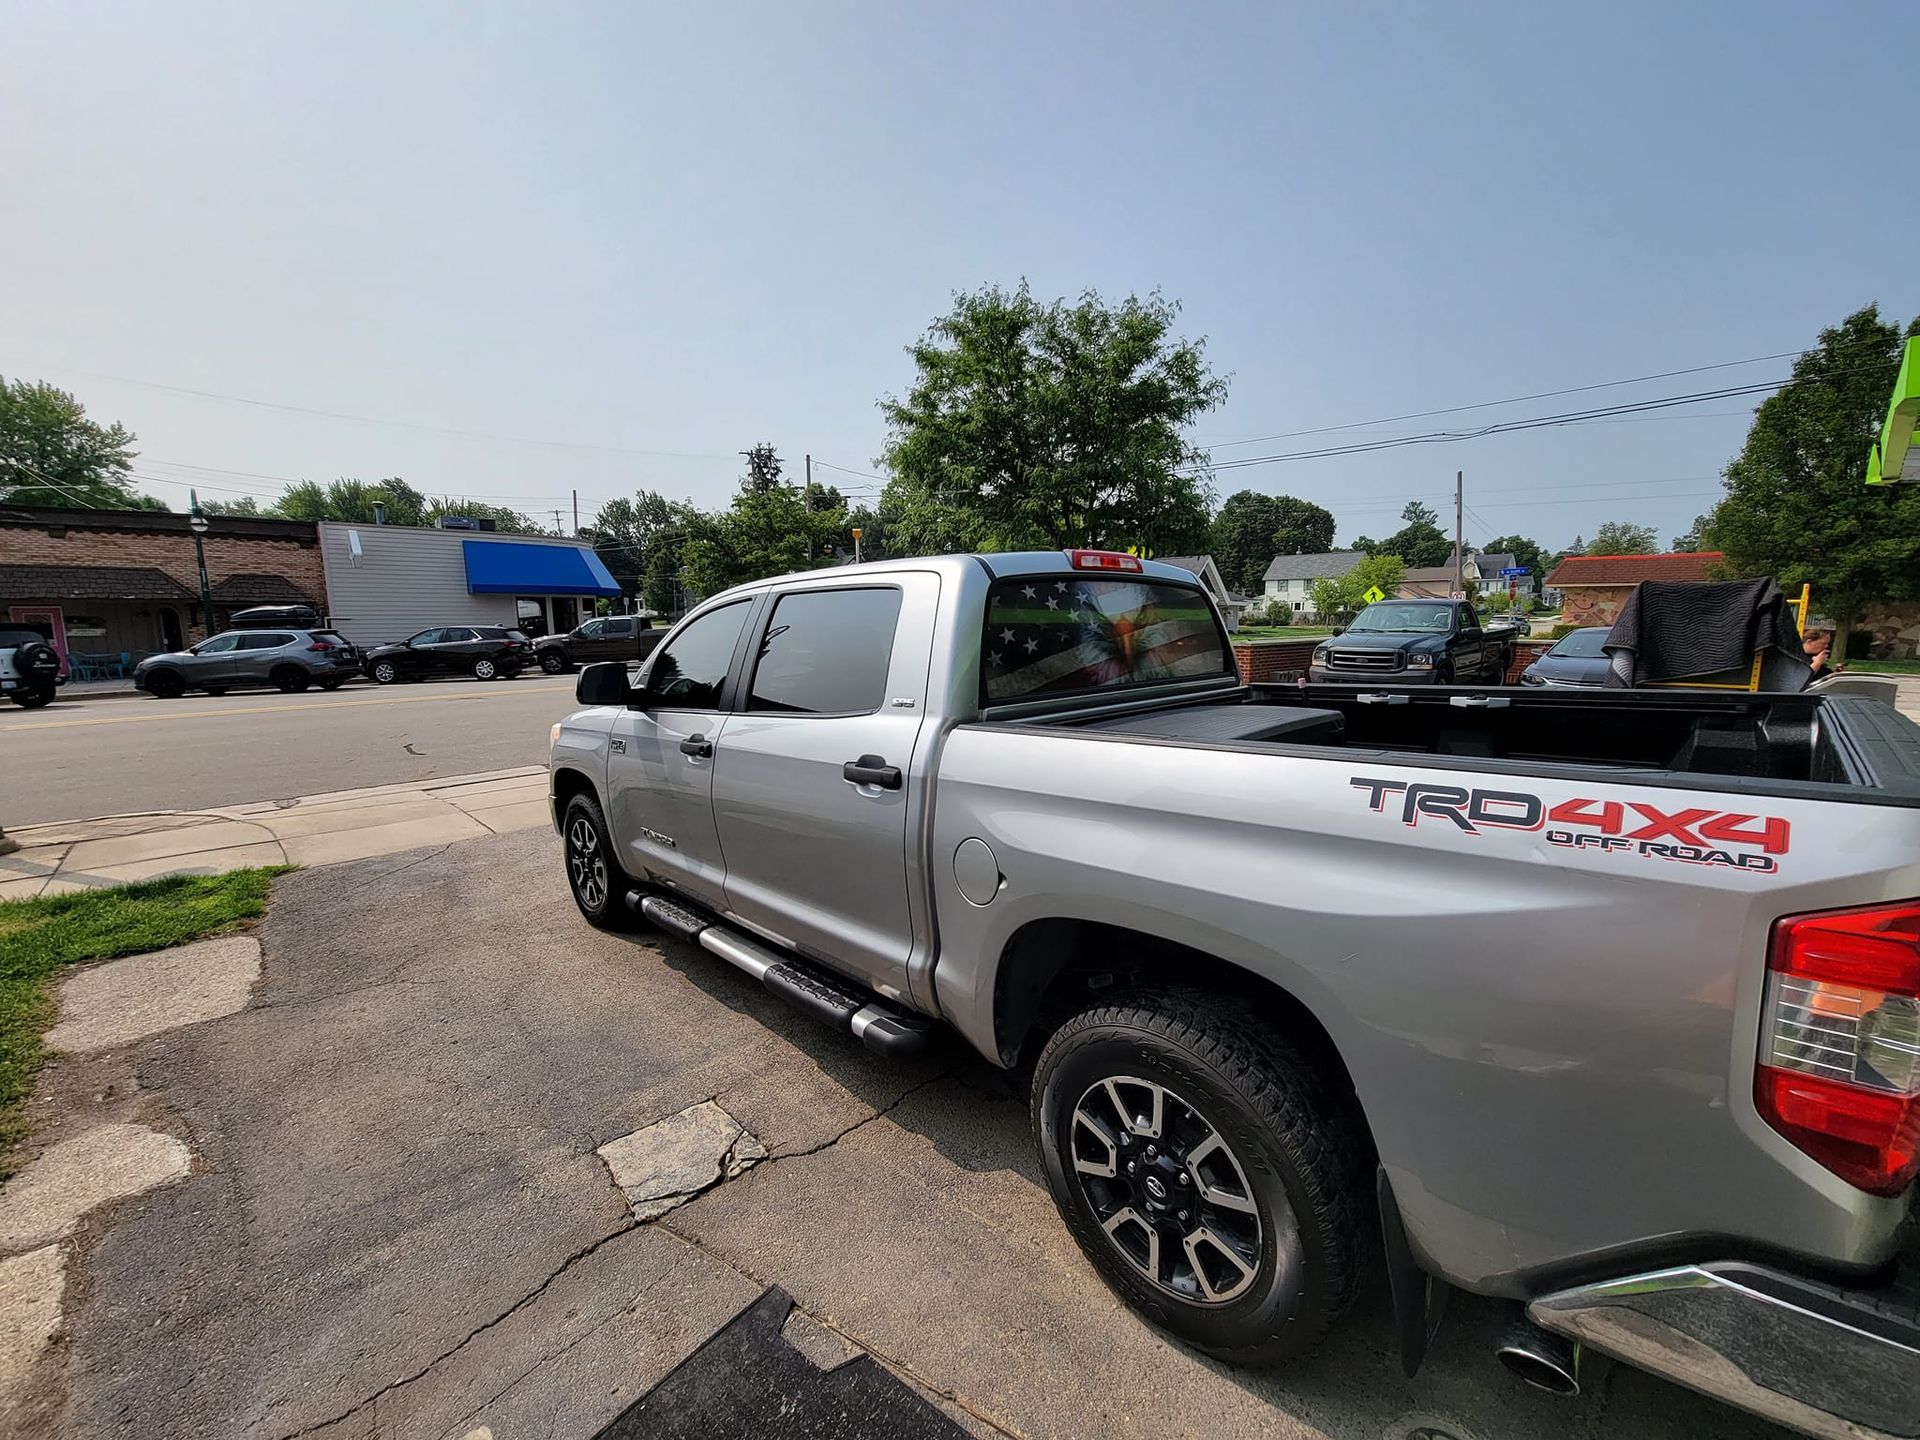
[[1056, 686, 1920, 802]]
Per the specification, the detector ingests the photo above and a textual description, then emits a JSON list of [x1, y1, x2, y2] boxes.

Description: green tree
[[199, 495, 263, 517], [585, 489, 684, 608], [1270, 495, 1336, 561], [1208, 491, 1284, 593], [1671, 516, 1710, 552], [267, 477, 543, 533], [1359, 501, 1451, 567], [1479, 534, 1547, 578], [0, 377, 165, 509], [1585, 521, 1658, 555], [1701, 304, 1920, 655], [1308, 554, 1406, 624], [678, 457, 849, 598], [880, 283, 1224, 555]]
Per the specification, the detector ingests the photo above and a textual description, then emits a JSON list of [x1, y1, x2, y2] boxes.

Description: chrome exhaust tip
[[1495, 1319, 1581, 1396]]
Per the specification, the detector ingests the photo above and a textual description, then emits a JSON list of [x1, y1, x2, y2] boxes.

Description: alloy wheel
[[567, 815, 608, 911], [475, 658, 497, 680], [1069, 1075, 1265, 1304]]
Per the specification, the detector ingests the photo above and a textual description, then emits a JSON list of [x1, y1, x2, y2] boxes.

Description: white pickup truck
[[549, 550, 1920, 1438]]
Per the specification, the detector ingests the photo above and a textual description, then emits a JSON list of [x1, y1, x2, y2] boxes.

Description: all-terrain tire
[[1032, 988, 1369, 1366], [560, 791, 639, 930]]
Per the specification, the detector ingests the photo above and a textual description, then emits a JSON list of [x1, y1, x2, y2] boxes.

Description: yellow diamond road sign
[[1362, 585, 1386, 603]]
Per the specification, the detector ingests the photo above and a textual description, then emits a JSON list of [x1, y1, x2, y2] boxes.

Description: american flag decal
[[985, 579, 1224, 701]]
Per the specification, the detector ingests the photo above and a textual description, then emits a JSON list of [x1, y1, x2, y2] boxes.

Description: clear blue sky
[[3, 1, 1916, 553]]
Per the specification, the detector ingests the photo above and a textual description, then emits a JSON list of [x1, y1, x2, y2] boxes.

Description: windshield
[[983, 576, 1231, 703], [1346, 602, 1452, 634], [1550, 629, 1611, 659]]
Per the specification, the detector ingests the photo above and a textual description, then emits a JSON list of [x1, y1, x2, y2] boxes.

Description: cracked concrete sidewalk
[[18, 827, 1790, 1440], [0, 766, 551, 899]]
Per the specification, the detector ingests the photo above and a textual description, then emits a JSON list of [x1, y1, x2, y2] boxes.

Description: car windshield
[[1551, 629, 1611, 659], [1346, 602, 1452, 634]]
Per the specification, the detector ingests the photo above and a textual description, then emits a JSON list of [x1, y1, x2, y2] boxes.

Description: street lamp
[[188, 492, 216, 638]]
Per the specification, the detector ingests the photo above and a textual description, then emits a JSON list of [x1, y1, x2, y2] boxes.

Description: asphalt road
[[0, 674, 583, 826], [43, 830, 1794, 1440]]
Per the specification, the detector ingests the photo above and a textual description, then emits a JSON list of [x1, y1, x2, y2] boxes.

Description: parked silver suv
[[135, 628, 362, 699]]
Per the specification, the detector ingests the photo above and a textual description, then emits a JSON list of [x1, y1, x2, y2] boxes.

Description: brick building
[[1542, 551, 1722, 628], [0, 505, 325, 661]]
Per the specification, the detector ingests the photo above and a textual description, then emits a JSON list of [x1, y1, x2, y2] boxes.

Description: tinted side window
[[408, 629, 443, 645], [605, 618, 634, 636], [575, 619, 606, 638], [237, 632, 295, 650], [198, 634, 243, 654], [749, 588, 902, 715], [644, 601, 751, 709]]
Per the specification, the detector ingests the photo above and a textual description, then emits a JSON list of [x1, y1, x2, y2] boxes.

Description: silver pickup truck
[[549, 550, 1920, 1438]]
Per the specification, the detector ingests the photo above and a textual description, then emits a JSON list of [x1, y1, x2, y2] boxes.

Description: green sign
[[1867, 336, 1919, 485]]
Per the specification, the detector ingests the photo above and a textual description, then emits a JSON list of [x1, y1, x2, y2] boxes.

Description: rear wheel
[[472, 656, 499, 681], [561, 792, 636, 930], [540, 650, 569, 675], [1032, 989, 1368, 1365], [369, 659, 399, 685], [11, 685, 54, 709], [145, 668, 186, 699], [271, 666, 310, 693]]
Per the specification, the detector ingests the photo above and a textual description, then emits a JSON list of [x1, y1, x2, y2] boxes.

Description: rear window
[[1551, 629, 1610, 658], [313, 631, 351, 647], [983, 576, 1231, 704]]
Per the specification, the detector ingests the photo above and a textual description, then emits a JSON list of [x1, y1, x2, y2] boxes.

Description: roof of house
[[1156, 555, 1212, 578], [1398, 565, 1465, 584], [1262, 550, 1367, 582], [1473, 552, 1517, 573], [209, 573, 321, 606], [1544, 551, 1723, 587], [0, 505, 317, 543], [0, 563, 198, 601]]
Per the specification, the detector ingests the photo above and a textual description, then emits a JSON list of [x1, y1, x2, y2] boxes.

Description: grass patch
[[1849, 660, 1920, 675], [0, 867, 287, 1172], [1231, 626, 1333, 643]]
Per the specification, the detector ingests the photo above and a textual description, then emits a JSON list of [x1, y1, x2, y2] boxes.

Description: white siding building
[[316, 522, 623, 648], [1260, 551, 1368, 614]]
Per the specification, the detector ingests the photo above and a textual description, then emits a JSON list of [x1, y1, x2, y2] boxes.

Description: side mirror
[[575, 660, 632, 707], [1331, 626, 1345, 637]]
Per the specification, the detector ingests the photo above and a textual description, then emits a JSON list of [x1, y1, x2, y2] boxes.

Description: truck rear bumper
[[1529, 1259, 1919, 1439]]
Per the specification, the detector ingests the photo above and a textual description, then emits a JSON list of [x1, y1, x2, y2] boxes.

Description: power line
[[811, 459, 889, 483], [2, 361, 740, 462], [1193, 378, 1792, 475], [1199, 349, 1806, 450]]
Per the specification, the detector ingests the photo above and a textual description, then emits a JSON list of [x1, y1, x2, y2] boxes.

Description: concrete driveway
[[39, 829, 1791, 1440]]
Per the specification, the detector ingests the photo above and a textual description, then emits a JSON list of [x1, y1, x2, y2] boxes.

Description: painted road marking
[[1, 684, 573, 732]]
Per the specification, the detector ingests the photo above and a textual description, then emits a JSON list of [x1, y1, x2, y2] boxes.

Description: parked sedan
[[1518, 626, 1611, 688], [363, 626, 533, 684], [135, 628, 362, 698]]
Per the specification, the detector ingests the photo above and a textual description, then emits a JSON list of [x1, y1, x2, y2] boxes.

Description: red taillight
[[307, 641, 335, 652], [1756, 900, 1920, 1196], [1067, 549, 1144, 573]]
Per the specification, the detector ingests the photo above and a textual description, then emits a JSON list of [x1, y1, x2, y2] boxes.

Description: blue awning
[[461, 539, 623, 597]]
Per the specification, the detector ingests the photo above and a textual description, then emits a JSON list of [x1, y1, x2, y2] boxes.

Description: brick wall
[[1232, 639, 1319, 684], [1506, 640, 1552, 683], [0, 516, 324, 641]]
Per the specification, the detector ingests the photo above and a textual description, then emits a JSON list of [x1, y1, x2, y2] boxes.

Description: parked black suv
[[363, 626, 534, 684], [532, 615, 663, 674]]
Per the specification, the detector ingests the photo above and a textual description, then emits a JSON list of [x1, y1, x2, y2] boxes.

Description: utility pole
[[571, 488, 579, 536], [1453, 471, 1465, 599], [804, 454, 814, 561]]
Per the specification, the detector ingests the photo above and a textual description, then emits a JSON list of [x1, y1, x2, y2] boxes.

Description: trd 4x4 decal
[[1350, 777, 1789, 873]]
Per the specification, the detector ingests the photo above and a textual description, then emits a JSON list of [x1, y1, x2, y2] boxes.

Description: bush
[[1549, 622, 1585, 641]]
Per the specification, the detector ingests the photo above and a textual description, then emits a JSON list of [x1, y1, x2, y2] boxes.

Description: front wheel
[[561, 792, 636, 930], [369, 660, 399, 685], [145, 669, 186, 699], [1032, 989, 1368, 1365]]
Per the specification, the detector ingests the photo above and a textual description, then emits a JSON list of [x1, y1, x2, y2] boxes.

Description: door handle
[[842, 754, 902, 789], [679, 734, 713, 758]]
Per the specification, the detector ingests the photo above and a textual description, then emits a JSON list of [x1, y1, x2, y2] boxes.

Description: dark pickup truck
[[1308, 597, 1521, 684], [534, 615, 664, 674]]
